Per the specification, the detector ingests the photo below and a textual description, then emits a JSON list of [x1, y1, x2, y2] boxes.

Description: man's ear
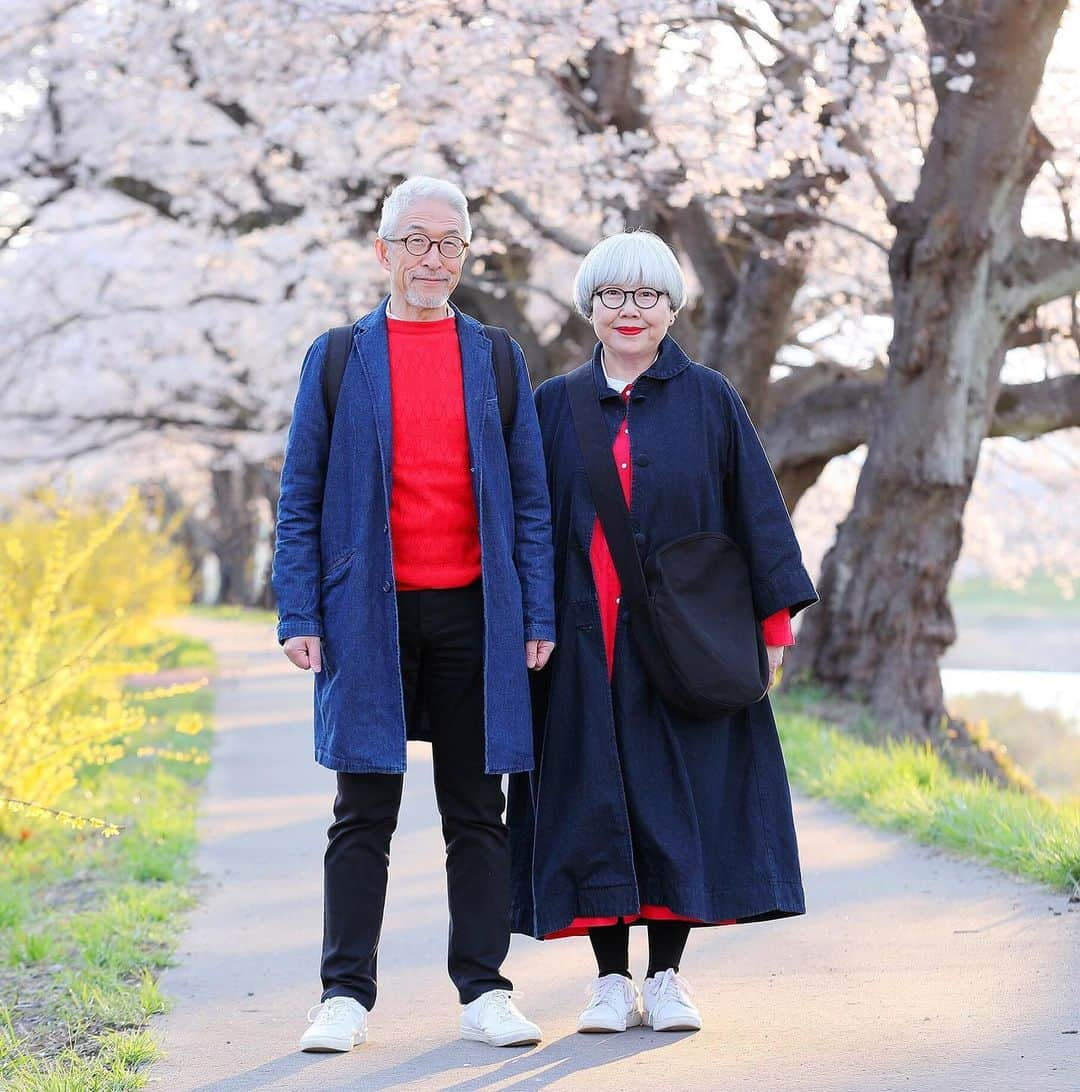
[[374, 237, 391, 271]]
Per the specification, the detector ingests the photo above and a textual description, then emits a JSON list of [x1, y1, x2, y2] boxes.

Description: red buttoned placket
[[542, 379, 794, 940], [588, 382, 793, 681], [588, 384, 635, 676]]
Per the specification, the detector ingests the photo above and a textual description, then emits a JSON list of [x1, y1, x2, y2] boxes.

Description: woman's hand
[[766, 645, 784, 690]]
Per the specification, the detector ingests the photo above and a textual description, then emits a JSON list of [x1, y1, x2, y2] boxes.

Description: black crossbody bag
[[566, 363, 769, 718]]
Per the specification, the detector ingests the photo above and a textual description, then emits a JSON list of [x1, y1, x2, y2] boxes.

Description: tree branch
[[107, 176, 179, 219], [989, 373, 1080, 439], [1001, 235, 1080, 319], [0, 424, 145, 465], [492, 191, 591, 255], [762, 370, 1080, 476], [0, 178, 75, 251]]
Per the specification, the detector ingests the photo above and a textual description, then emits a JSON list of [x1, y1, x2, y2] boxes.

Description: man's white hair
[[572, 231, 687, 318], [377, 176, 472, 242]]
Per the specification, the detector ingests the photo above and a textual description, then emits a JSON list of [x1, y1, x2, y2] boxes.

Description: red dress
[[545, 381, 794, 940]]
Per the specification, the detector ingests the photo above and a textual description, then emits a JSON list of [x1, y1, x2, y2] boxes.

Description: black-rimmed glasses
[[384, 233, 468, 259], [594, 286, 665, 310]]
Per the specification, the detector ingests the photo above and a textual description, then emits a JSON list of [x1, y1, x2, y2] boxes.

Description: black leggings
[[588, 920, 691, 981]]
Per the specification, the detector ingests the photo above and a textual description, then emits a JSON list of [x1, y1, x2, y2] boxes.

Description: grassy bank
[[950, 573, 1078, 618], [776, 687, 1080, 895], [0, 638, 215, 1092]]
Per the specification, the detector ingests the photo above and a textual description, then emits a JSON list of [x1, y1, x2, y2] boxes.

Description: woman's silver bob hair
[[377, 176, 472, 242], [572, 230, 687, 318]]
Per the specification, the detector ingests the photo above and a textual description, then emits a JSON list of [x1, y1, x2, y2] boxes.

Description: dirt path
[[149, 617, 1079, 1091]]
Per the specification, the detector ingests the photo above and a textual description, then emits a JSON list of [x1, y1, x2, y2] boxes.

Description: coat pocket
[[321, 548, 356, 588], [319, 550, 357, 678]]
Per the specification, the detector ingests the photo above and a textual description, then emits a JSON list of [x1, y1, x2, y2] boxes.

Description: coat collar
[[350, 295, 494, 499], [588, 334, 693, 400]]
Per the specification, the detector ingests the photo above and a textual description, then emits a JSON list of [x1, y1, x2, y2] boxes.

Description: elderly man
[[272, 176, 555, 1053]]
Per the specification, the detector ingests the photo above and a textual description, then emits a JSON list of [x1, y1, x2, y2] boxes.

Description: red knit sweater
[[386, 314, 481, 591]]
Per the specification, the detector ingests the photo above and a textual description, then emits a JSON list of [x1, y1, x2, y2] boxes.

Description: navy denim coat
[[508, 337, 817, 938], [272, 297, 555, 775]]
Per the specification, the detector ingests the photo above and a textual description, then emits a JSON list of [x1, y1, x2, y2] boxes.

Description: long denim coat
[[272, 298, 555, 775], [508, 337, 817, 938]]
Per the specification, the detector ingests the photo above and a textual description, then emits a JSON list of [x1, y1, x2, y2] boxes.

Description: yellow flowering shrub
[[0, 491, 197, 835]]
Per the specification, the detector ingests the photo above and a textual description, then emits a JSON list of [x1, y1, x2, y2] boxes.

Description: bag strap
[[565, 364, 651, 615], [320, 322, 516, 438], [321, 325, 354, 436], [485, 324, 517, 434]]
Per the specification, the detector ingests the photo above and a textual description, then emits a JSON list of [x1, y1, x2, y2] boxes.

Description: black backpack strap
[[566, 363, 651, 615], [323, 320, 516, 439], [483, 324, 517, 435], [322, 325, 354, 434]]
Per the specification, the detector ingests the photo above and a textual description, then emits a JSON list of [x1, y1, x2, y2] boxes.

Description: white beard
[[405, 284, 450, 311]]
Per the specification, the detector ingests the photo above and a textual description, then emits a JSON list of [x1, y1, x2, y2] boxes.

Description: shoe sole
[[299, 1029, 367, 1052], [577, 1013, 643, 1034], [647, 1018, 701, 1032], [461, 1028, 541, 1048]]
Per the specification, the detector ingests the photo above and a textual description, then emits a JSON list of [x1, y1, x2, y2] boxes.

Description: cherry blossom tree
[[788, 0, 1080, 777], [1, 0, 1077, 740]]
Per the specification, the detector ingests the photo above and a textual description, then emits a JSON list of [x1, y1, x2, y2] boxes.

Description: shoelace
[[650, 969, 694, 1007], [480, 989, 524, 1019], [584, 975, 633, 1009], [307, 996, 360, 1024]]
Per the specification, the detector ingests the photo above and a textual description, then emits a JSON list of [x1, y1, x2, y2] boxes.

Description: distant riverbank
[[942, 668, 1080, 733]]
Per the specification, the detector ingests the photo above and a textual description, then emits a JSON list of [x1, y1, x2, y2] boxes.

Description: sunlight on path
[[148, 617, 1080, 1092]]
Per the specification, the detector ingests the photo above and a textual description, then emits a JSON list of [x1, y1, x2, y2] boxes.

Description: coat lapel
[[452, 307, 493, 474], [353, 297, 394, 506]]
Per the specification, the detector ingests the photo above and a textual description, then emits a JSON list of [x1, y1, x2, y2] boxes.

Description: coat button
[[635, 455, 649, 466], [634, 533, 646, 547], [382, 581, 391, 592]]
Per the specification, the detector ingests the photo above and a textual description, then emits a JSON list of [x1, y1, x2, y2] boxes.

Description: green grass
[[126, 630, 216, 672], [0, 643, 214, 1091], [186, 602, 278, 626], [947, 692, 1080, 801], [776, 688, 1080, 894], [950, 572, 1079, 618]]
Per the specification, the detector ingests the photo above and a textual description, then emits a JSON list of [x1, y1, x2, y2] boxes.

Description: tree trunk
[[254, 457, 281, 610], [714, 245, 810, 422], [789, 0, 1068, 779], [209, 461, 265, 605]]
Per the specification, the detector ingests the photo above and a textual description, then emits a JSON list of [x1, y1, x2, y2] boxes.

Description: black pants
[[320, 582, 512, 1009]]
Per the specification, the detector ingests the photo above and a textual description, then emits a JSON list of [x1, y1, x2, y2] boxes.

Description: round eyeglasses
[[384, 233, 468, 259], [594, 286, 665, 310]]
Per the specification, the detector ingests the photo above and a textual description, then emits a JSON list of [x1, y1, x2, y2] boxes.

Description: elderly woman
[[508, 231, 817, 1035]]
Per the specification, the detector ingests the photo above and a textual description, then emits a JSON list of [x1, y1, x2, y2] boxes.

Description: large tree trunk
[[789, 0, 1070, 779]]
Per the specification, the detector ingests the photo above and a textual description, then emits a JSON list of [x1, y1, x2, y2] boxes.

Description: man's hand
[[526, 639, 555, 671], [284, 635, 322, 673], [766, 644, 784, 691]]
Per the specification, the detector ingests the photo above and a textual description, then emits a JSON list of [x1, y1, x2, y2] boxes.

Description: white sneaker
[[577, 974, 643, 1033], [643, 969, 701, 1032], [460, 989, 542, 1047], [299, 996, 369, 1052]]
